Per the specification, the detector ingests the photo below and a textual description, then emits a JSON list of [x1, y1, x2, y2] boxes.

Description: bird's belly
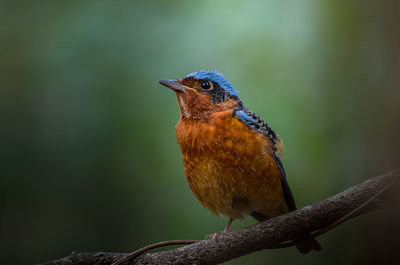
[[178, 117, 288, 219], [183, 152, 286, 218]]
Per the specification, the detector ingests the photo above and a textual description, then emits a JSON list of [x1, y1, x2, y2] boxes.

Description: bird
[[158, 70, 321, 254]]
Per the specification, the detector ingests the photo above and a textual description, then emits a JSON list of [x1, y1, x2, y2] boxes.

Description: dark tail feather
[[250, 211, 322, 254], [295, 238, 322, 254]]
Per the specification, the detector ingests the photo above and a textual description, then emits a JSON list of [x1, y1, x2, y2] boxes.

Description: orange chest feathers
[[176, 110, 287, 219]]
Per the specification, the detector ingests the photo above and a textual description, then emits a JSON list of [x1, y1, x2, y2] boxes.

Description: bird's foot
[[205, 233, 219, 241], [205, 218, 234, 241]]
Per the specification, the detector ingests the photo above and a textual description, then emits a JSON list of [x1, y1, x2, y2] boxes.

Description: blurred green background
[[1, 0, 399, 264]]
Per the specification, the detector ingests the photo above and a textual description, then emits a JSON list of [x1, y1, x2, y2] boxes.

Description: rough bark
[[39, 170, 398, 265]]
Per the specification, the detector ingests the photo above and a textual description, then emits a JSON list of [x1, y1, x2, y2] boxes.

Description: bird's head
[[159, 70, 241, 119]]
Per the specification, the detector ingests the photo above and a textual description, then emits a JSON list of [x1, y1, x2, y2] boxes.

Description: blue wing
[[233, 108, 297, 211], [234, 110, 257, 128]]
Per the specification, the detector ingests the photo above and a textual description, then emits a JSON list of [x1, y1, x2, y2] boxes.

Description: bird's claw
[[205, 233, 219, 241]]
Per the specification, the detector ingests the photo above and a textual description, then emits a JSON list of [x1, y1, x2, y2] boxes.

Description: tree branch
[[39, 169, 399, 265]]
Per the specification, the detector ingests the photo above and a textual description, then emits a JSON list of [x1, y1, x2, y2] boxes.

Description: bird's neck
[[176, 93, 239, 120]]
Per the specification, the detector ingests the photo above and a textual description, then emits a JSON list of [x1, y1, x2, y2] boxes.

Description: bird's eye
[[200, 81, 212, 90]]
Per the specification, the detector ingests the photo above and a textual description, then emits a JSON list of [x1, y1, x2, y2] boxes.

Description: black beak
[[158, 79, 187, 93]]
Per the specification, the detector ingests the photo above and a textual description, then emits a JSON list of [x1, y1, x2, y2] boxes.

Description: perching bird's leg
[[206, 218, 234, 240], [223, 218, 233, 233]]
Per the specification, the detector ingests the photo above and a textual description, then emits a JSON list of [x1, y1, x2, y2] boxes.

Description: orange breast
[[176, 110, 288, 219]]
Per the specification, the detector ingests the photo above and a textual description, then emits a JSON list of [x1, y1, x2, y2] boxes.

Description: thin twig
[[111, 240, 199, 265]]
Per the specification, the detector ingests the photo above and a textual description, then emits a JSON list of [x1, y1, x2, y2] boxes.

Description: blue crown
[[185, 70, 239, 97]]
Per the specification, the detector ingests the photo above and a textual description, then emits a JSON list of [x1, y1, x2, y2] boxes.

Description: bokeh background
[[1, 0, 399, 264]]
